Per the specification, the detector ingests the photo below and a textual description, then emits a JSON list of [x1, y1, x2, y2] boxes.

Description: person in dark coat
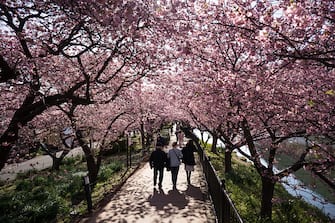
[[182, 140, 197, 185], [149, 146, 168, 188], [156, 133, 165, 147]]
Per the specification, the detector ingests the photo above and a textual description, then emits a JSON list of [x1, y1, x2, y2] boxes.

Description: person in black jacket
[[182, 140, 197, 185], [149, 146, 168, 188], [156, 133, 165, 147]]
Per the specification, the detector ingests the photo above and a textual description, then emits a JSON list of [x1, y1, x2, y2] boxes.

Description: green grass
[[0, 155, 126, 223], [203, 145, 332, 223]]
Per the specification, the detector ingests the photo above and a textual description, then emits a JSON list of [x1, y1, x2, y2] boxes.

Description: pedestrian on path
[[177, 131, 184, 147], [182, 140, 197, 185], [156, 133, 165, 148], [149, 146, 168, 188], [168, 142, 183, 190]]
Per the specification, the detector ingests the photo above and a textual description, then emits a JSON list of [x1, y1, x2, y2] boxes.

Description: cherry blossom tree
[[1, 0, 334, 221], [0, 0, 95, 170], [146, 0, 335, 220], [184, 1, 334, 220], [0, 0, 164, 171]]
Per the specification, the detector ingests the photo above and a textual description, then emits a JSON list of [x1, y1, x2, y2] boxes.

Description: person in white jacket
[[168, 142, 183, 189]]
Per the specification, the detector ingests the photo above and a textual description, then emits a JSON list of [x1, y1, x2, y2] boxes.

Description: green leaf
[[307, 100, 315, 107], [325, 89, 335, 96]]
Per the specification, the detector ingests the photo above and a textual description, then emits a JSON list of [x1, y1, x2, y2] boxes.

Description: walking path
[[79, 134, 216, 223], [0, 147, 84, 181]]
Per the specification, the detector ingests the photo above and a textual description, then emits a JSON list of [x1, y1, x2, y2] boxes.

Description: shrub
[[32, 175, 48, 186], [0, 188, 60, 223], [98, 161, 123, 182], [16, 179, 33, 191], [21, 192, 59, 223], [63, 157, 79, 166]]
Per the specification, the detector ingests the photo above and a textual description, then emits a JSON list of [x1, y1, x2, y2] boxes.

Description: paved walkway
[[0, 147, 85, 181], [79, 135, 216, 223]]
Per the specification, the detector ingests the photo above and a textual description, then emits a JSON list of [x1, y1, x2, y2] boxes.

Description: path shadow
[[167, 188, 188, 209], [148, 187, 188, 210], [185, 184, 207, 201], [148, 188, 167, 210]]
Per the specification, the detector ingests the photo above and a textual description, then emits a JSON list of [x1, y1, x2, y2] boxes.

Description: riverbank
[[193, 129, 335, 221]]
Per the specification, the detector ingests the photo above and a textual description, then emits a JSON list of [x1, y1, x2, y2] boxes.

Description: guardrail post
[[83, 175, 92, 213], [222, 179, 230, 223]]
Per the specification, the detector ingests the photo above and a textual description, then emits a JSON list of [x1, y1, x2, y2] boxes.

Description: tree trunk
[[145, 133, 152, 153], [52, 158, 62, 171], [85, 152, 99, 185], [0, 127, 19, 171], [211, 134, 218, 153], [40, 142, 67, 171], [225, 148, 232, 173], [140, 122, 145, 155], [76, 130, 99, 185], [52, 150, 69, 171], [260, 176, 275, 220], [0, 143, 13, 171], [0, 94, 86, 171]]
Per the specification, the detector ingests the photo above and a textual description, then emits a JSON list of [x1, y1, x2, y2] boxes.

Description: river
[[193, 129, 335, 219]]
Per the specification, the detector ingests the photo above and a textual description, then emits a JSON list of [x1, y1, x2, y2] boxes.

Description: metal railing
[[197, 145, 243, 223]]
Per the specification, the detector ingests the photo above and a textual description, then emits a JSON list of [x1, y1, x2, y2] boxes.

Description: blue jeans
[[170, 166, 180, 187]]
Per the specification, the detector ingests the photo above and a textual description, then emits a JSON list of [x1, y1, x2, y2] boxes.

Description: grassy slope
[[0, 151, 142, 223], [204, 146, 332, 223]]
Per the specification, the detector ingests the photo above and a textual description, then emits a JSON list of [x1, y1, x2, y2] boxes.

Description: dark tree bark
[[0, 5, 94, 171], [0, 126, 19, 171], [40, 142, 71, 171], [76, 130, 99, 185], [140, 122, 146, 155], [260, 176, 275, 220], [145, 133, 153, 152], [211, 134, 218, 153], [0, 79, 90, 171], [224, 147, 232, 173]]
